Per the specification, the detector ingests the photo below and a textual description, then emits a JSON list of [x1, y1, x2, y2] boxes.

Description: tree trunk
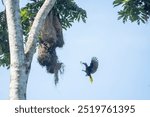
[[5, 0, 26, 100], [5, 0, 56, 100]]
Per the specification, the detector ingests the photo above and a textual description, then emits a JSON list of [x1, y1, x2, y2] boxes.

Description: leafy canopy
[[113, 0, 150, 24], [0, 0, 87, 68]]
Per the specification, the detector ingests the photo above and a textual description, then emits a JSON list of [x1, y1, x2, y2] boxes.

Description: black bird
[[81, 57, 98, 83]]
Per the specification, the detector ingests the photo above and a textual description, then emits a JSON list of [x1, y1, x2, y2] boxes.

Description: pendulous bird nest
[[37, 11, 64, 85]]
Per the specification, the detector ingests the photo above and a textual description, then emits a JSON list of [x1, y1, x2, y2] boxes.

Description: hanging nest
[[37, 11, 64, 85]]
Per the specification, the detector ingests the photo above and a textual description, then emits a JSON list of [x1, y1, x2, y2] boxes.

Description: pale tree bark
[[5, 0, 26, 100], [5, 0, 56, 100]]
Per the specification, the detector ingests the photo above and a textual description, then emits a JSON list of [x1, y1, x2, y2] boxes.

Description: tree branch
[[25, 0, 56, 66]]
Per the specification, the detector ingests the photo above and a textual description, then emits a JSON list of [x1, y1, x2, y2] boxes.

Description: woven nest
[[37, 11, 64, 85]]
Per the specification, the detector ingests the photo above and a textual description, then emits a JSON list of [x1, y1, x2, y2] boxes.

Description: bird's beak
[[80, 61, 83, 64]]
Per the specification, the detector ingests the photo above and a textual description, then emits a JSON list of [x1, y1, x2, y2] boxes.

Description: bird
[[81, 57, 98, 83]]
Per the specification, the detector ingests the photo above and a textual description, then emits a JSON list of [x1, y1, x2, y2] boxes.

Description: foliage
[[0, 11, 10, 68], [0, 0, 87, 68], [113, 0, 150, 24], [21, 0, 87, 38], [53, 0, 87, 29]]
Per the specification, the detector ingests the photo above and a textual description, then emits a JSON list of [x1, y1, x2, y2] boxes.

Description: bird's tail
[[89, 75, 93, 83]]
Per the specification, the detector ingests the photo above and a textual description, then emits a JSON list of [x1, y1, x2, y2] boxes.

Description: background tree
[[113, 0, 150, 24], [1, 0, 86, 99]]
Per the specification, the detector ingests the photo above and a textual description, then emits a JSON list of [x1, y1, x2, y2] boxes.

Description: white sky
[[0, 0, 150, 100]]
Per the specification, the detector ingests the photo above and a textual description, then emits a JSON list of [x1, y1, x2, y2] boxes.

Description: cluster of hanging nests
[[37, 11, 64, 85]]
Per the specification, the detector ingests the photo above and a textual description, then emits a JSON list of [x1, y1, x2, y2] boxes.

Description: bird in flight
[[81, 57, 98, 83]]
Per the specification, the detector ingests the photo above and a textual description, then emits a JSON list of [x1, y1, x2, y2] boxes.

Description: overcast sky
[[0, 0, 150, 100]]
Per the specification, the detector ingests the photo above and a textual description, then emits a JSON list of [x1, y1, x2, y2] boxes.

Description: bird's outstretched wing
[[89, 57, 98, 74]]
